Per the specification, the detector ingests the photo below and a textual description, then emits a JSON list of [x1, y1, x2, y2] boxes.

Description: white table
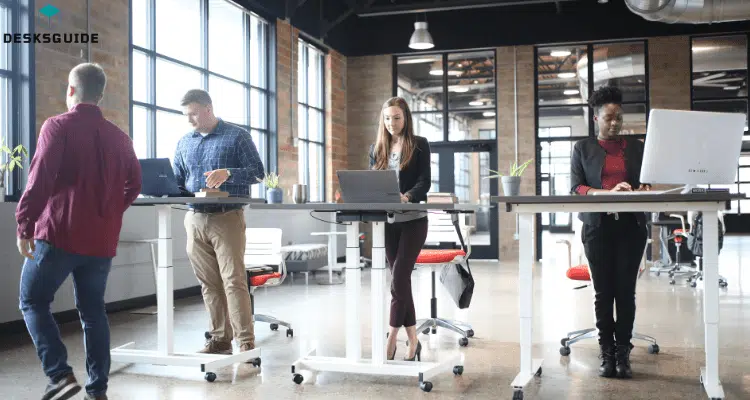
[[111, 197, 263, 382], [310, 229, 346, 285], [493, 193, 734, 400], [247, 202, 474, 392]]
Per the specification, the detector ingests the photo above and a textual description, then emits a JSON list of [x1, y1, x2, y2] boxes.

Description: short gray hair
[[69, 63, 107, 103], [181, 89, 213, 107]]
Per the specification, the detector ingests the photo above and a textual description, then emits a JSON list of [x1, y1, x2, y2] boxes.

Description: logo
[[688, 168, 708, 174], [3, 4, 99, 44]]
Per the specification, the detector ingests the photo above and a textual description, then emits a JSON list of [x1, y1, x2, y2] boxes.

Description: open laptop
[[139, 158, 192, 197], [594, 108, 745, 196], [337, 170, 401, 203]]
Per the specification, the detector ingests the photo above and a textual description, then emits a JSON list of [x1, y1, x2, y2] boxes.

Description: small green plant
[[486, 159, 533, 179], [0, 139, 28, 188], [258, 172, 280, 189]]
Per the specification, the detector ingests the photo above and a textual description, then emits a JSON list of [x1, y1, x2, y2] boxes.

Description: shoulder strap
[[451, 214, 472, 275]]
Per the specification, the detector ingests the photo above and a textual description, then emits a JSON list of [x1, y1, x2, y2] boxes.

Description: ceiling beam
[[356, 0, 580, 17], [321, 0, 376, 38]]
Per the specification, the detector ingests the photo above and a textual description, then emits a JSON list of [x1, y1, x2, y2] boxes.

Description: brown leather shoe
[[198, 338, 232, 355], [239, 343, 255, 352]]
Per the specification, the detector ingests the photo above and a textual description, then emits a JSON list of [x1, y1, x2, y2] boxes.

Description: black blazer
[[570, 136, 648, 228], [368, 136, 432, 203]]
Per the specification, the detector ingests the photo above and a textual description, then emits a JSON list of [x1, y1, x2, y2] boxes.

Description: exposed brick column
[[326, 50, 347, 201], [275, 19, 299, 199]]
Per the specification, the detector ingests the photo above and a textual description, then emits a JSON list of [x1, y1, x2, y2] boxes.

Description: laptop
[[337, 170, 401, 203], [139, 158, 192, 197]]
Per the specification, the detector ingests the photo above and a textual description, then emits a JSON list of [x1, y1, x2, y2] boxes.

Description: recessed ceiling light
[[469, 100, 484, 106], [457, 63, 462, 67], [724, 86, 741, 90], [450, 86, 469, 93], [473, 80, 478, 84], [429, 69, 462, 76], [550, 50, 571, 57], [558, 72, 576, 79], [564, 89, 580, 95], [483, 111, 496, 117], [397, 57, 439, 64]]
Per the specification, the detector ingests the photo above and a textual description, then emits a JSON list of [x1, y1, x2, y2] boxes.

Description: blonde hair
[[372, 97, 417, 170]]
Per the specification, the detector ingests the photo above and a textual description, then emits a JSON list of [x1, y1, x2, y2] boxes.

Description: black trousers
[[385, 217, 429, 328], [582, 213, 647, 347]]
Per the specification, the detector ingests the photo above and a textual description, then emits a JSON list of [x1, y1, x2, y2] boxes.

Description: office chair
[[204, 228, 293, 342], [651, 214, 697, 284], [413, 211, 474, 347], [685, 211, 728, 288], [556, 222, 659, 357]]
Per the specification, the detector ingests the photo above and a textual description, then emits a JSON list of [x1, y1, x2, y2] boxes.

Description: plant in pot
[[487, 159, 532, 196], [0, 140, 29, 202], [258, 172, 282, 204]]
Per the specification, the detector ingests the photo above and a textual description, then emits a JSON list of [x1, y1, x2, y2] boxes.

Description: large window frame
[[297, 38, 326, 202], [129, 0, 274, 198], [0, 0, 33, 200]]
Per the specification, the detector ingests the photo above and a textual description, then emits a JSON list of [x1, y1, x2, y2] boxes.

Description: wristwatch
[[225, 169, 232, 177]]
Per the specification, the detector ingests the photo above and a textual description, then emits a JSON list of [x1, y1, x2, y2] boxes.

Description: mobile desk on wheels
[[111, 197, 264, 382], [492, 192, 734, 400], [245, 202, 475, 392]]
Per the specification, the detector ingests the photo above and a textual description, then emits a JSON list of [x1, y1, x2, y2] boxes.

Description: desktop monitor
[[640, 109, 745, 190], [139, 158, 185, 197], [337, 170, 401, 203]]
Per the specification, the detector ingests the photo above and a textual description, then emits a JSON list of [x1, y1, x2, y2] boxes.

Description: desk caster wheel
[[204, 372, 216, 382], [466, 329, 474, 338], [560, 338, 569, 347], [270, 323, 279, 331], [287, 328, 294, 338], [249, 358, 261, 367], [512, 389, 524, 400], [204, 331, 211, 340], [420, 381, 432, 392], [453, 366, 464, 376], [690, 281, 697, 288], [719, 280, 728, 288], [459, 337, 469, 347], [648, 344, 659, 354], [669, 279, 676, 285], [293, 373, 304, 384], [422, 328, 430, 335], [560, 346, 571, 356]]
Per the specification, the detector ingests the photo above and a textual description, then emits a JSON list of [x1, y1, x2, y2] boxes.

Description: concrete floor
[[1, 236, 749, 399]]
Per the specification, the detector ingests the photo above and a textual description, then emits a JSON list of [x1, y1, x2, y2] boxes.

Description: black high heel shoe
[[387, 344, 397, 361], [404, 341, 422, 362]]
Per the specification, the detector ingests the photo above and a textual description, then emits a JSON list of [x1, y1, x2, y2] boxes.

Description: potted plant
[[0, 140, 29, 202], [487, 159, 532, 196], [258, 172, 282, 204]]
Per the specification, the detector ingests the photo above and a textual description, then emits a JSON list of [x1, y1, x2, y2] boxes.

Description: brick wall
[[496, 46, 536, 261], [34, 0, 129, 135], [275, 19, 299, 196], [326, 50, 347, 201]]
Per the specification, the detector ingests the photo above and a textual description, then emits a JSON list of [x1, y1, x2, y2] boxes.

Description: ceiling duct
[[625, 0, 750, 24]]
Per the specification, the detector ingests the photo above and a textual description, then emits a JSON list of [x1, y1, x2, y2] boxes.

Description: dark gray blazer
[[368, 136, 432, 203], [569, 136, 648, 228]]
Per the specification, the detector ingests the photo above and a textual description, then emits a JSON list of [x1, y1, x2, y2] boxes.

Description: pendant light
[[409, 15, 434, 50]]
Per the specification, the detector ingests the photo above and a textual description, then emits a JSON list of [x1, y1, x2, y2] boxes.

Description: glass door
[[431, 142, 498, 259], [539, 140, 574, 233]]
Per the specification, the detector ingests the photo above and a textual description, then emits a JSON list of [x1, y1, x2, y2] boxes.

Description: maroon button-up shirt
[[576, 138, 628, 195], [15, 103, 142, 258]]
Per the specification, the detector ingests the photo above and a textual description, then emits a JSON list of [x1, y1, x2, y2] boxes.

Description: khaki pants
[[184, 209, 254, 347]]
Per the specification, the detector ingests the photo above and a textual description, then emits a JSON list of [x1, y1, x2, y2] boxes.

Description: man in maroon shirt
[[15, 63, 141, 400]]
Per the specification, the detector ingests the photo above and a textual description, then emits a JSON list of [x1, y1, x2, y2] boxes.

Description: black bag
[[439, 215, 475, 309]]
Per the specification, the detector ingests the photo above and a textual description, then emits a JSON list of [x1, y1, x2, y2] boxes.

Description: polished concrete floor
[[2, 236, 750, 399]]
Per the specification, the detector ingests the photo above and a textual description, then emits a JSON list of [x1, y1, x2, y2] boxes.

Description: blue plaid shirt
[[173, 119, 265, 212]]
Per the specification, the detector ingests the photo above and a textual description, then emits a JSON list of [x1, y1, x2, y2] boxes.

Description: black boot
[[598, 344, 616, 378], [615, 343, 633, 379]]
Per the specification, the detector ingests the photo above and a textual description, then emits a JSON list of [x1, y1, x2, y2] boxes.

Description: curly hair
[[588, 86, 622, 114]]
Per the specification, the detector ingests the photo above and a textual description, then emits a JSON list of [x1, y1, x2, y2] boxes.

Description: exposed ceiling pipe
[[625, 0, 750, 24], [356, 0, 579, 17]]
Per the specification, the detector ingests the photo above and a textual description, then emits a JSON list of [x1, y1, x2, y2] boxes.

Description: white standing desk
[[111, 197, 264, 382], [492, 192, 735, 400], [246, 202, 475, 392]]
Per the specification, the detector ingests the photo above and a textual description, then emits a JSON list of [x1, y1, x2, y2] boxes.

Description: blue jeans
[[19, 240, 113, 396]]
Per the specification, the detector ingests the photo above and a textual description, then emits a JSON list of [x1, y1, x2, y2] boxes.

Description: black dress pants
[[582, 213, 647, 347], [384, 217, 429, 328]]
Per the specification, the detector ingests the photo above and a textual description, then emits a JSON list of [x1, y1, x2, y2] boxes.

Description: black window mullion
[[148, 0, 157, 158]]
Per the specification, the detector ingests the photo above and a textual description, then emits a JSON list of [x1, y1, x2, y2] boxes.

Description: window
[[535, 41, 649, 237], [297, 39, 325, 202], [396, 50, 497, 142], [691, 34, 749, 215], [1, 0, 32, 198], [131, 0, 271, 198]]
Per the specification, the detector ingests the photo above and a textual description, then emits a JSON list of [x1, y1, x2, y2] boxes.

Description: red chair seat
[[417, 249, 466, 264], [566, 264, 591, 281], [249, 272, 282, 287]]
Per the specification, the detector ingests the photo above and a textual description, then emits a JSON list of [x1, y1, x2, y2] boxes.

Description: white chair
[[203, 228, 293, 340], [414, 211, 474, 347]]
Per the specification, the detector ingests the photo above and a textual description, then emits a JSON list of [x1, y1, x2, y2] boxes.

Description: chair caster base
[[648, 344, 660, 354], [293, 373, 304, 384], [453, 365, 464, 375], [459, 337, 469, 347], [512, 389, 523, 400], [420, 381, 432, 392], [560, 346, 571, 356], [205, 372, 216, 382]]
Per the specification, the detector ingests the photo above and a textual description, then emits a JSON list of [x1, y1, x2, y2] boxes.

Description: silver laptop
[[337, 170, 401, 203]]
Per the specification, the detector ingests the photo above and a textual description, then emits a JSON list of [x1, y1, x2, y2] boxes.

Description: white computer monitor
[[640, 108, 746, 192]]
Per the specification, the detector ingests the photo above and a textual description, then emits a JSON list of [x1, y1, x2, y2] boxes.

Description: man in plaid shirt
[[173, 89, 265, 354]]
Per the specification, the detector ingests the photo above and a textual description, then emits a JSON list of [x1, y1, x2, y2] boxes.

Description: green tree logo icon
[[39, 4, 59, 28]]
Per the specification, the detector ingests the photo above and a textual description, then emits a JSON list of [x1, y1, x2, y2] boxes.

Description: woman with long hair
[[369, 96, 431, 361]]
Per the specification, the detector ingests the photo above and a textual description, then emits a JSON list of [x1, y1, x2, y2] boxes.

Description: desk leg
[[512, 213, 543, 394], [156, 205, 174, 355], [346, 222, 362, 361], [371, 222, 386, 365], [700, 213, 724, 399]]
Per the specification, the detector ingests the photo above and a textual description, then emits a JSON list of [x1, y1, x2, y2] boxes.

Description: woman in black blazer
[[369, 96, 431, 362], [570, 86, 650, 379]]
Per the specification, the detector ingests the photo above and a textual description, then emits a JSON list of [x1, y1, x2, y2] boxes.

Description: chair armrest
[[668, 214, 686, 232]]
